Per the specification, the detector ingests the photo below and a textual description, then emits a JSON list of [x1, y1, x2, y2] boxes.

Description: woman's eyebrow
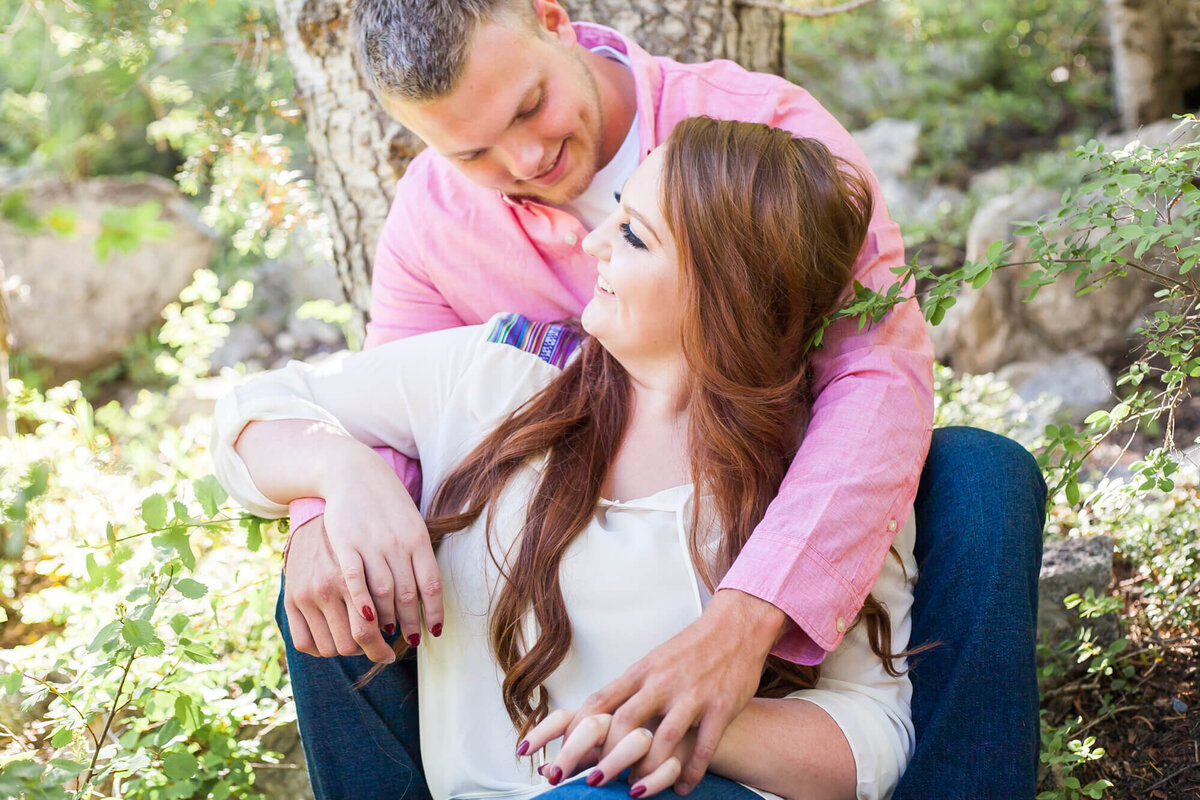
[[624, 204, 661, 245]]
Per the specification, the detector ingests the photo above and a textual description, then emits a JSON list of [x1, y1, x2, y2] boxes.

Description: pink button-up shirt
[[292, 22, 934, 665]]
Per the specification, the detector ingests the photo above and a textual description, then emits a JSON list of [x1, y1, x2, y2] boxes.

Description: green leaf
[[175, 578, 208, 599], [182, 641, 218, 664], [246, 517, 263, 552], [1065, 480, 1081, 506], [2, 670, 23, 695], [153, 527, 195, 570], [174, 694, 203, 731], [161, 750, 198, 781], [43, 206, 78, 237], [141, 494, 168, 530], [88, 621, 121, 653], [194, 476, 227, 518], [50, 727, 73, 748], [1115, 173, 1141, 189], [121, 618, 156, 648]]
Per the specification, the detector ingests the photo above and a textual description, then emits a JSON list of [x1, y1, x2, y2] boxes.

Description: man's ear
[[530, 0, 577, 46]]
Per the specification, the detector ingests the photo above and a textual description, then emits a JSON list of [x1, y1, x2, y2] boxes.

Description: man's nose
[[501, 136, 547, 181]]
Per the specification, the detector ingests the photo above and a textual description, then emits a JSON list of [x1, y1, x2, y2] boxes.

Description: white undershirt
[[558, 45, 640, 230]]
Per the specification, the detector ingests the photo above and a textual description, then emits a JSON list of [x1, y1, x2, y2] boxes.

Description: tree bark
[[275, 0, 784, 329], [1105, 0, 1200, 130]]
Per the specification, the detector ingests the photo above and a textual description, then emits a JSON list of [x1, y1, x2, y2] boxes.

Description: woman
[[212, 117, 918, 800]]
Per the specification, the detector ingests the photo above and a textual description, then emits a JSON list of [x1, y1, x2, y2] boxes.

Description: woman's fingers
[[295, 595, 340, 657], [519, 708, 575, 757], [545, 713, 613, 781], [629, 755, 683, 798], [388, 555, 424, 647], [588, 727, 655, 787], [411, 545, 444, 637]]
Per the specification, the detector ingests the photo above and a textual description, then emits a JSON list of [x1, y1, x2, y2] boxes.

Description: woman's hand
[[312, 449, 444, 653], [520, 710, 695, 797]]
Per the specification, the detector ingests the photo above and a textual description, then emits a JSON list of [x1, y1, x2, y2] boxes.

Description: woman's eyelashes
[[620, 221, 647, 250]]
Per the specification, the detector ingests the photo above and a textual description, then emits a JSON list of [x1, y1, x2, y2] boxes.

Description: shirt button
[[836, 617, 847, 633], [887, 519, 898, 532], [565, 232, 579, 246]]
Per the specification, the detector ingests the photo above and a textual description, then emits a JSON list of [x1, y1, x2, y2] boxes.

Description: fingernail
[[516, 740, 530, 757], [587, 769, 604, 787], [407, 633, 420, 647], [361, 605, 375, 622], [676, 783, 691, 796], [384, 624, 395, 636], [537, 765, 547, 776], [431, 622, 443, 637], [630, 785, 646, 798], [547, 766, 563, 785]]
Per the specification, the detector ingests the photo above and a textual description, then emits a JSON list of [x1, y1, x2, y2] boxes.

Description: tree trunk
[[275, 0, 784, 330], [1105, 0, 1200, 130]]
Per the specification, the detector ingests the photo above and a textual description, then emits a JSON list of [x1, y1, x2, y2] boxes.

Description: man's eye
[[520, 95, 545, 120], [620, 222, 646, 250]]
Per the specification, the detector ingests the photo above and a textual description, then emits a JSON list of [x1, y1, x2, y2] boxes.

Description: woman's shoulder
[[479, 313, 584, 370]]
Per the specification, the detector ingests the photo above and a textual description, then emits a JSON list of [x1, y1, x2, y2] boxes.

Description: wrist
[[710, 589, 788, 656], [313, 438, 386, 497]]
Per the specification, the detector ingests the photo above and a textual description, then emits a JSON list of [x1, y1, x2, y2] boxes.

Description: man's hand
[[282, 463, 444, 663], [283, 515, 396, 663], [572, 590, 787, 794]]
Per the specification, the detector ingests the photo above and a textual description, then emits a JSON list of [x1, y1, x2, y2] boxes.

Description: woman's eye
[[620, 222, 646, 250], [520, 95, 545, 119]]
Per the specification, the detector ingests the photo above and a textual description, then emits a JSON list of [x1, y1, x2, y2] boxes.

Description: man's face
[[381, 10, 605, 205]]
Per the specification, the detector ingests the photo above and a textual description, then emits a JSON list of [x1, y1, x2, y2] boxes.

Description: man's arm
[[577, 82, 934, 791]]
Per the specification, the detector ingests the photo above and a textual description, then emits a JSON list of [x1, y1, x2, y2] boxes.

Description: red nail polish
[[407, 633, 420, 647], [384, 624, 395, 636], [587, 770, 604, 787], [431, 622, 443, 637], [516, 740, 530, 757], [362, 605, 375, 622], [537, 765, 547, 776], [547, 766, 563, 785], [630, 785, 646, 798]]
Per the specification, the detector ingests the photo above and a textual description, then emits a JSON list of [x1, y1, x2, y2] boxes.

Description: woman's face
[[580, 147, 685, 366]]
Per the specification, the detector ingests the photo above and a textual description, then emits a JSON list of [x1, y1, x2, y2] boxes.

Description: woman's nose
[[582, 226, 610, 261]]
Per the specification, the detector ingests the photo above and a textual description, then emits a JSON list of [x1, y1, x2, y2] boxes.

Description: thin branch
[[81, 649, 137, 790], [735, 0, 881, 17]]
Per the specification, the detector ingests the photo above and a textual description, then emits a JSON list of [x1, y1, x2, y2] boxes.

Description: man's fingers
[[283, 596, 318, 657], [604, 689, 660, 759], [677, 714, 724, 793], [296, 597, 339, 657], [411, 545, 444, 636], [633, 703, 698, 781]]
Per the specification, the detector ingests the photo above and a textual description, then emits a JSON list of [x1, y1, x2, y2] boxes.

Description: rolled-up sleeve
[[718, 83, 934, 663]]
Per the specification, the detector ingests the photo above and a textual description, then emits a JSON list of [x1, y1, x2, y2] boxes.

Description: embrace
[[212, 2, 1046, 799]]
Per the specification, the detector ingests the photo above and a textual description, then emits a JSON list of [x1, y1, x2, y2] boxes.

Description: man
[[274, 1, 1046, 797]]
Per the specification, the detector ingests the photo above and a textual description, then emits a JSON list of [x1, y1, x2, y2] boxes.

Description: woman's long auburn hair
[[375, 117, 898, 738]]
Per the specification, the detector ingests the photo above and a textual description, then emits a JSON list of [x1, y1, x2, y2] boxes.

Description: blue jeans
[[276, 426, 1045, 800]]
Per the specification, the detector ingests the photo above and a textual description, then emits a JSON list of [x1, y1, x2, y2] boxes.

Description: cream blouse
[[212, 315, 916, 800]]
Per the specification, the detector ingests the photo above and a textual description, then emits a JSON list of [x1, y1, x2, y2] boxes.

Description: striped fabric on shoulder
[[485, 313, 583, 369]]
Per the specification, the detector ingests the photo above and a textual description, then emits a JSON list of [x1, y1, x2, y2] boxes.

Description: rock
[[255, 721, 314, 800], [0, 175, 216, 377], [1038, 536, 1119, 667], [210, 322, 272, 372], [1003, 353, 1116, 426], [945, 187, 1158, 374], [851, 118, 922, 186], [164, 375, 237, 426]]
